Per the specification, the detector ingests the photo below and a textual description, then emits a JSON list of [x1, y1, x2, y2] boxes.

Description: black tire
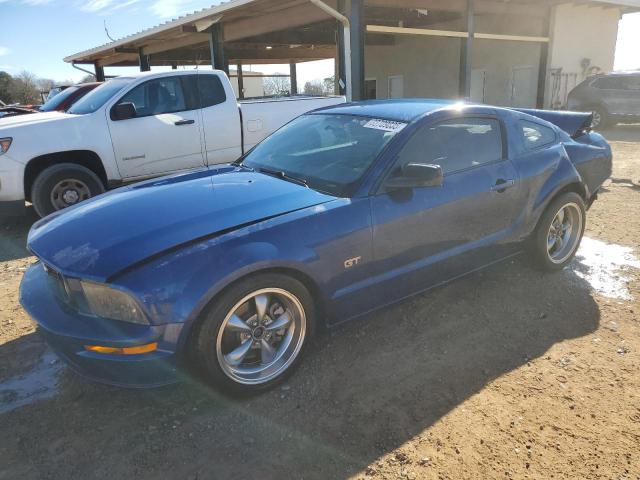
[[31, 163, 105, 218], [528, 192, 586, 271], [591, 106, 612, 130], [193, 273, 316, 395]]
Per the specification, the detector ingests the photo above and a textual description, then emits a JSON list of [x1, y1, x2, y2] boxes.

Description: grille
[[42, 263, 70, 302]]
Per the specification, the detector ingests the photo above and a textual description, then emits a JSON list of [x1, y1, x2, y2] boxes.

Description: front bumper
[[19, 262, 185, 388]]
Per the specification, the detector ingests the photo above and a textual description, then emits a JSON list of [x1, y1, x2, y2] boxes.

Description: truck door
[[197, 73, 243, 165], [108, 75, 204, 178]]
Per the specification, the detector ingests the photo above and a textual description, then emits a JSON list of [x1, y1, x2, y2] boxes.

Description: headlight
[[0, 137, 11, 155], [80, 280, 148, 325]]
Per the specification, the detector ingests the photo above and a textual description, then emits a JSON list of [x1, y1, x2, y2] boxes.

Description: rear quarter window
[[520, 120, 557, 150]]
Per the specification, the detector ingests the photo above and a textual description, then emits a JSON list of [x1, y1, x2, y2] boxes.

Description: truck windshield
[[68, 78, 133, 115], [242, 114, 405, 197]]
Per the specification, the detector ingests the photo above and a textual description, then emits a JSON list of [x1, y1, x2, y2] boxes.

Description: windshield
[[45, 87, 66, 101], [40, 86, 81, 112], [242, 114, 404, 196], [68, 78, 132, 115]]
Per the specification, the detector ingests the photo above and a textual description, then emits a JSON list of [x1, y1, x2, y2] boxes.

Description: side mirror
[[385, 163, 444, 190], [110, 102, 137, 121]]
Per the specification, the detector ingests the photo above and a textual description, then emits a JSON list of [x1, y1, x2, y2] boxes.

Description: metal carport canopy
[[63, 0, 340, 67]]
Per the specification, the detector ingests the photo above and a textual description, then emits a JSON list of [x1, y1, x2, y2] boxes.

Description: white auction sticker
[[363, 119, 407, 133]]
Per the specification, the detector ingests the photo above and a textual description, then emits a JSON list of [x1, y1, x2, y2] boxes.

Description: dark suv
[[567, 72, 640, 128]]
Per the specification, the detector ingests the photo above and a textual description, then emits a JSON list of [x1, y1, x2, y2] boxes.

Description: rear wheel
[[194, 273, 315, 394], [31, 163, 105, 218], [529, 192, 586, 271], [591, 106, 612, 130]]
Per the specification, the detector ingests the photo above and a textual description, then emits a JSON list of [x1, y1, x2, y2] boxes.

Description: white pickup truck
[[0, 70, 345, 217]]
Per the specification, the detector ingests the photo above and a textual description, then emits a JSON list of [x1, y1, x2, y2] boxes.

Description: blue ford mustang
[[20, 100, 611, 393]]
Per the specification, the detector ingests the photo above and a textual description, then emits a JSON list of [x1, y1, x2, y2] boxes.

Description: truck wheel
[[31, 163, 105, 218], [193, 273, 316, 395], [529, 192, 586, 272]]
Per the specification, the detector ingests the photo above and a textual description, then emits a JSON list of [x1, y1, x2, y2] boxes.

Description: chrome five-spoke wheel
[[216, 288, 307, 385], [546, 203, 583, 264], [530, 192, 586, 271]]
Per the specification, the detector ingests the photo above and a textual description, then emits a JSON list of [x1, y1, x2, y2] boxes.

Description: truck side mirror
[[111, 102, 137, 121]]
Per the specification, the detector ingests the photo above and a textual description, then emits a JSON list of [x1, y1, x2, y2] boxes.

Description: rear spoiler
[[514, 108, 593, 139]]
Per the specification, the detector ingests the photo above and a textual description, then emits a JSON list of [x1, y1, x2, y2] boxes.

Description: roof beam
[[223, 1, 336, 42], [141, 33, 210, 55]]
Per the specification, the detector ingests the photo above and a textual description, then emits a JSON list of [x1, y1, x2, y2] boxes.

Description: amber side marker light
[[85, 342, 158, 355]]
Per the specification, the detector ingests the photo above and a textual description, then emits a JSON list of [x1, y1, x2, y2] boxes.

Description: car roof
[[313, 98, 473, 122], [599, 71, 640, 77]]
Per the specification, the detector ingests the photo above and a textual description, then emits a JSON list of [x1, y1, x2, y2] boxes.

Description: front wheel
[[529, 192, 586, 271], [194, 273, 315, 394], [31, 163, 105, 218]]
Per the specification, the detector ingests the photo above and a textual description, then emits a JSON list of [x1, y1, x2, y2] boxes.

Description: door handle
[[174, 119, 195, 126], [491, 179, 515, 193]]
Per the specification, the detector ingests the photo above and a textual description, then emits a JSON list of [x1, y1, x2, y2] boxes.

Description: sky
[[0, 1, 639, 85]]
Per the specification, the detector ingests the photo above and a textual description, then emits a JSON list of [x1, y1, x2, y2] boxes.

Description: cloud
[[0, 47, 10, 56], [150, 0, 197, 18]]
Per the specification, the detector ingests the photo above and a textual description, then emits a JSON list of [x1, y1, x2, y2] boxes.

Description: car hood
[[28, 166, 336, 281], [0, 110, 71, 129]]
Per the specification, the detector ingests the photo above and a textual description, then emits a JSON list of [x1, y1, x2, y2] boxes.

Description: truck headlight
[[80, 280, 148, 325], [0, 137, 11, 155]]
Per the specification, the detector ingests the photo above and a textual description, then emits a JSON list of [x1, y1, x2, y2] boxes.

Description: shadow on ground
[[0, 206, 38, 262], [0, 256, 600, 479]]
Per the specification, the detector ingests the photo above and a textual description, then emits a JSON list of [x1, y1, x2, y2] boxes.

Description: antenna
[[104, 20, 115, 42]]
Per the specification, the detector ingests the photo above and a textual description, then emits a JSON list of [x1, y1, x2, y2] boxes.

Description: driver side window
[[116, 77, 187, 118], [395, 117, 503, 175]]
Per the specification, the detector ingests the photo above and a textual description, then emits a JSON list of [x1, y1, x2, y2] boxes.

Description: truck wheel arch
[[24, 151, 108, 201]]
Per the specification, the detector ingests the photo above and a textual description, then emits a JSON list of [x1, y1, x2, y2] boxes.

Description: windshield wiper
[[257, 167, 308, 188]]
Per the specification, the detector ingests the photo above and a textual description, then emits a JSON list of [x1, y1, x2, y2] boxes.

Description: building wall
[[472, 39, 542, 107], [546, 3, 621, 107], [365, 35, 461, 100], [228, 70, 265, 98], [549, 4, 620, 74], [365, 34, 542, 107]]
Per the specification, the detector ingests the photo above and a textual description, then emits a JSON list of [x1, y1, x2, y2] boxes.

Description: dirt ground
[[1, 127, 639, 480]]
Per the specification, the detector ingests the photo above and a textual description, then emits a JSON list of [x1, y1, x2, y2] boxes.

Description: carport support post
[[459, 0, 474, 99], [94, 62, 105, 82], [537, 7, 551, 108], [290, 61, 298, 95], [210, 24, 229, 75], [336, 0, 347, 96], [237, 63, 245, 99], [138, 48, 150, 72], [348, 0, 365, 101]]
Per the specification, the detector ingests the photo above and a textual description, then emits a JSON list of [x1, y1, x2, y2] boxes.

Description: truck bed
[[240, 95, 345, 151]]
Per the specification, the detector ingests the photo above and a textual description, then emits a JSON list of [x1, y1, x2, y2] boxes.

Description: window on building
[[520, 120, 557, 150], [395, 118, 504, 175]]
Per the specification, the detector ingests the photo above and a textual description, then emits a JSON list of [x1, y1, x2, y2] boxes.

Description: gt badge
[[344, 256, 362, 269]]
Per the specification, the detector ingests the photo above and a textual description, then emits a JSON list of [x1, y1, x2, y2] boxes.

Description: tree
[[0, 71, 13, 104], [80, 74, 96, 83], [10, 70, 40, 104], [263, 75, 290, 96], [303, 80, 324, 96], [36, 77, 55, 94]]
